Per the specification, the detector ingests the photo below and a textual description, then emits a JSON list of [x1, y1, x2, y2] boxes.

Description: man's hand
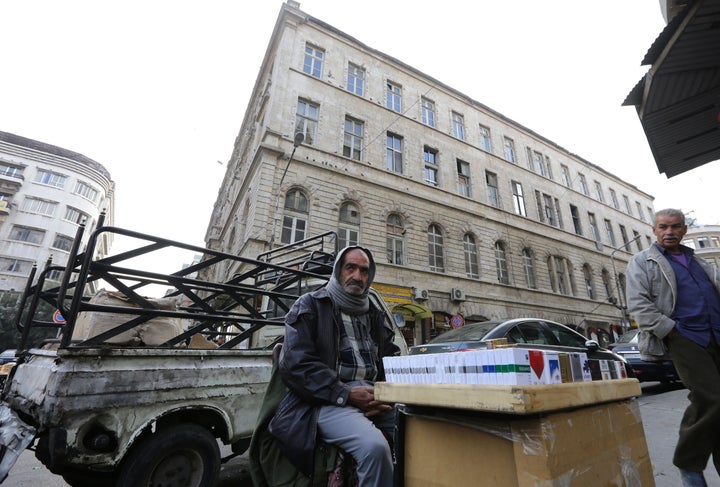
[[348, 385, 392, 417]]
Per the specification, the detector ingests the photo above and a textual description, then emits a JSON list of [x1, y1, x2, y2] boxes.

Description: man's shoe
[[679, 468, 707, 487]]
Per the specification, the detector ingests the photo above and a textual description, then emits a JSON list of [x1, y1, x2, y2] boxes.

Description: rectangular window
[[554, 198, 564, 229], [457, 159, 470, 197], [451, 112, 465, 140], [623, 195, 633, 215], [386, 81, 402, 112], [486, 171, 499, 207], [535, 191, 558, 226], [295, 99, 319, 145], [635, 202, 645, 221], [609, 189, 620, 209], [52, 234, 74, 252], [511, 181, 526, 216], [421, 98, 435, 127], [588, 212, 600, 242], [386, 133, 403, 173], [64, 206, 89, 225], [74, 181, 98, 202], [479, 125, 492, 152], [561, 165, 572, 188], [619, 224, 630, 250], [570, 204, 582, 235], [0, 257, 33, 274], [647, 206, 654, 223], [343, 117, 363, 160], [423, 146, 439, 186], [9, 225, 45, 244], [503, 137, 517, 163], [338, 228, 358, 249], [34, 169, 66, 188], [634, 230, 643, 251], [21, 197, 57, 216], [0, 164, 22, 178], [578, 174, 589, 195], [527, 149, 549, 177], [535, 191, 544, 223], [594, 181, 604, 203], [281, 215, 307, 244], [543, 194, 556, 226], [346, 63, 365, 96], [604, 219, 617, 247], [302, 44, 324, 78]]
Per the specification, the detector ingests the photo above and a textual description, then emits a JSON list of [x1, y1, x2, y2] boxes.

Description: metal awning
[[622, 0, 720, 177]]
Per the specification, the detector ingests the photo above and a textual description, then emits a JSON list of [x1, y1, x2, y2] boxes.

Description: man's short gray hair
[[654, 208, 685, 225]]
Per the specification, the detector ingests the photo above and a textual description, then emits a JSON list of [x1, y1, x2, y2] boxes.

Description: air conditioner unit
[[413, 288, 429, 300], [451, 288, 466, 302]]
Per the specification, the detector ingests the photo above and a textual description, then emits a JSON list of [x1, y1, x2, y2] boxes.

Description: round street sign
[[450, 314, 464, 329], [52, 310, 66, 324]]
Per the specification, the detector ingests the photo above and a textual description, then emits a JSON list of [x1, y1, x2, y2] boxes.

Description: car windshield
[[615, 329, 639, 344], [428, 322, 500, 343]]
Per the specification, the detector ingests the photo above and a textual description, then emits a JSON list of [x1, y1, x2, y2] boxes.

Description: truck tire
[[117, 423, 220, 487]]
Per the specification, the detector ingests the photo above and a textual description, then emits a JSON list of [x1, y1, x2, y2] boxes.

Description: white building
[[683, 225, 720, 268], [205, 1, 656, 348], [0, 131, 114, 291]]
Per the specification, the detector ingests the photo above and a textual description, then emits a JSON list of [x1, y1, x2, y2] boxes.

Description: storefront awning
[[622, 0, 720, 177], [392, 303, 433, 319]]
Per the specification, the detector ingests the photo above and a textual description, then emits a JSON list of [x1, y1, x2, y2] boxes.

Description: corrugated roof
[[622, 0, 720, 177]]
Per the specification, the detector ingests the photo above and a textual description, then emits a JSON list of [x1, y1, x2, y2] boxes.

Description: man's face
[[339, 249, 370, 296], [653, 214, 687, 252]]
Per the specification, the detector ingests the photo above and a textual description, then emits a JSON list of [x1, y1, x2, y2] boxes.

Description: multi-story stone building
[[0, 131, 114, 292], [205, 1, 655, 348]]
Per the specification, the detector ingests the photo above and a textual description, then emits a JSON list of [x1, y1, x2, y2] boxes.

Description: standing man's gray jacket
[[626, 243, 720, 361]]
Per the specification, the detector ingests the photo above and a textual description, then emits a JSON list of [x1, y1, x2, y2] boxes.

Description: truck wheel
[[117, 423, 220, 487]]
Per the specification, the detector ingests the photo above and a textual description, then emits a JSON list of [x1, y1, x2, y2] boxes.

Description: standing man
[[268, 245, 400, 486], [626, 208, 720, 487]]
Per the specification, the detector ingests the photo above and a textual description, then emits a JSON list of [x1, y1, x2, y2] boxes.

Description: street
[[4, 381, 720, 487]]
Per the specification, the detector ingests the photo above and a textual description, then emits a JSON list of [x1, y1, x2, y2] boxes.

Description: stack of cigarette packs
[[382, 348, 627, 386]]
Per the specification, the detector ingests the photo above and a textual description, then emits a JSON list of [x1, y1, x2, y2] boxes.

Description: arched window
[[547, 255, 574, 295], [338, 202, 360, 248], [386, 214, 405, 265], [583, 264, 595, 299], [463, 234, 479, 279], [428, 224, 445, 272], [522, 248, 536, 288], [281, 189, 308, 244], [601, 268, 613, 299], [494, 241, 509, 284], [618, 273, 627, 303]]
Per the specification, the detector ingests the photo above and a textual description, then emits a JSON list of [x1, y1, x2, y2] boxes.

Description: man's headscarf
[[325, 245, 376, 315]]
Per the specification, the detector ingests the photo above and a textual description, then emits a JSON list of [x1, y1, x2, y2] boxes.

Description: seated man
[[268, 246, 400, 486]]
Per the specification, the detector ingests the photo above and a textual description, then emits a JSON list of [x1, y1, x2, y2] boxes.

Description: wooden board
[[375, 378, 641, 414]]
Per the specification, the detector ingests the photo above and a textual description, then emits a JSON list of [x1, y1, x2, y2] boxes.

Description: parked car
[[409, 318, 634, 378], [0, 349, 16, 365], [609, 329, 680, 383]]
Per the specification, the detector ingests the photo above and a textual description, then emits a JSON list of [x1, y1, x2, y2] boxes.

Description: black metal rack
[[14, 216, 338, 352]]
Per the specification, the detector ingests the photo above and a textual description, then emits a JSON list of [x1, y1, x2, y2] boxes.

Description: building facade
[[205, 1, 655, 348], [683, 225, 720, 267], [0, 131, 114, 292]]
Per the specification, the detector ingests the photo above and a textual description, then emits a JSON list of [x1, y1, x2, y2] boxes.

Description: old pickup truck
[[0, 217, 406, 486]]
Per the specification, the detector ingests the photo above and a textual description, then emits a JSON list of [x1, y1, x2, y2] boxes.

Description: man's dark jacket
[[267, 286, 400, 476]]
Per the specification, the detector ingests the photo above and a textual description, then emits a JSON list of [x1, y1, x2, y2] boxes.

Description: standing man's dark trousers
[[667, 330, 720, 475]]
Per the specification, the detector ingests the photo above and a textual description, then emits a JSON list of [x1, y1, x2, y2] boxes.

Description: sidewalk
[[639, 382, 720, 487]]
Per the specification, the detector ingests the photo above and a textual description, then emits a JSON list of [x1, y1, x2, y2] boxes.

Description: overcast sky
[[3, 0, 719, 260]]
